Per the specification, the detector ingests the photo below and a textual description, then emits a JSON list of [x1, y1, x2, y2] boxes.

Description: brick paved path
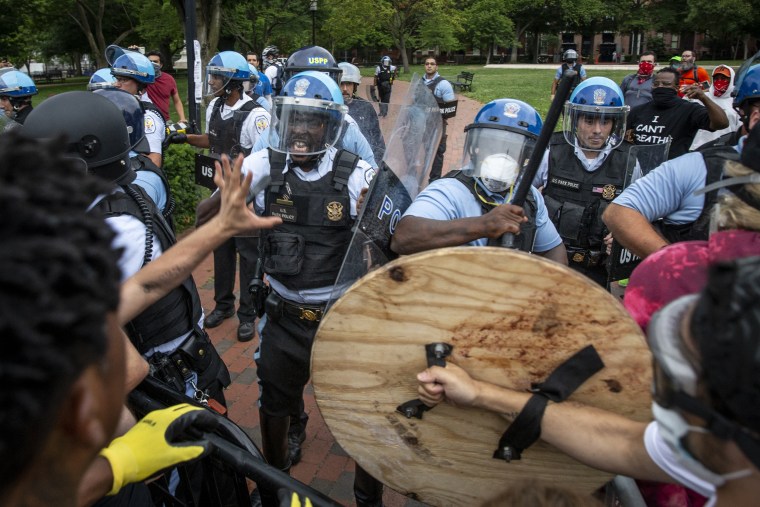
[[196, 79, 483, 506]]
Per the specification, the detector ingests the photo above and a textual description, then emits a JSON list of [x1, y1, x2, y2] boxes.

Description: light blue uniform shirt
[[612, 143, 741, 224], [422, 73, 456, 102], [132, 165, 167, 212], [402, 176, 563, 253]]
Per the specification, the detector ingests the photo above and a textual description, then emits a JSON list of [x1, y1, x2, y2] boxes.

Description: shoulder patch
[[144, 116, 156, 134], [254, 114, 270, 134]]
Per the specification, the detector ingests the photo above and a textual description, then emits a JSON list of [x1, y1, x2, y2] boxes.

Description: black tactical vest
[[543, 136, 633, 251], [208, 99, 259, 158], [261, 150, 359, 290], [658, 145, 739, 243], [92, 184, 202, 354], [377, 66, 393, 84], [561, 63, 583, 91], [445, 170, 537, 252]]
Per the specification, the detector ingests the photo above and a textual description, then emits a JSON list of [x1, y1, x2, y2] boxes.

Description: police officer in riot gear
[[338, 61, 385, 162], [93, 88, 176, 228], [240, 71, 372, 503], [536, 77, 632, 286], [21, 90, 232, 415], [88, 68, 117, 90], [177, 50, 271, 342], [374, 56, 397, 117], [0, 70, 37, 125], [262, 45, 284, 96], [111, 50, 166, 169], [392, 98, 566, 262], [250, 46, 378, 168], [283, 45, 343, 84], [551, 49, 586, 99]]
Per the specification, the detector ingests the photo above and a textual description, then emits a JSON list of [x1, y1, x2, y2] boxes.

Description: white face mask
[[653, 402, 753, 486], [479, 153, 519, 193]]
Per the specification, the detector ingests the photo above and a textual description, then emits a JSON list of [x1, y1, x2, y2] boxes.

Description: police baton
[[499, 70, 577, 248]]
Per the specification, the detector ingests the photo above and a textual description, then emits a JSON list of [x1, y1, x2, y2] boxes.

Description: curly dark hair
[[0, 132, 122, 492]]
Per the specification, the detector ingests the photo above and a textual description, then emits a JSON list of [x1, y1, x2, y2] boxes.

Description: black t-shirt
[[626, 99, 712, 159]]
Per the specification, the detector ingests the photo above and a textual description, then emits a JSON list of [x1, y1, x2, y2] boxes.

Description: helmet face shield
[[270, 97, 346, 156], [563, 103, 628, 151], [205, 68, 239, 97], [461, 125, 536, 188]]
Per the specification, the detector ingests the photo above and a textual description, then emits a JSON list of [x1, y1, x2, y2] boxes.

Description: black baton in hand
[[499, 70, 577, 248]]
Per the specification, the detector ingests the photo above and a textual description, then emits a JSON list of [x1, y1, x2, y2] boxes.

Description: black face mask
[[652, 87, 679, 107]]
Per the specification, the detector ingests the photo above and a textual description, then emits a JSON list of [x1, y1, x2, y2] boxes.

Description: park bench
[[31, 69, 66, 83], [452, 71, 474, 92]]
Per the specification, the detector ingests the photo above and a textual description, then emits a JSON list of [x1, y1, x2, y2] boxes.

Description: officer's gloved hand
[[99, 403, 218, 495], [166, 133, 188, 144], [166, 121, 190, 136]]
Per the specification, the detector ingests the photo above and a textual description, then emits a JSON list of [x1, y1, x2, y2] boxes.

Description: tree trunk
[[485, 43, 491, 65], [399, 35, 410, 73]]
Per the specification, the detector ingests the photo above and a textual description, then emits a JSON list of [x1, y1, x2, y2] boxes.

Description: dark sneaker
[[238, 322, 255, 342], [204, 308, 235, 328]]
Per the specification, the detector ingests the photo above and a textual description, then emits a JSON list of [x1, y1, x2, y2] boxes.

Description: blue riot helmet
[[461, 99, 542, 193], [92, 88, 149, 153], [0, 71, 38, 121], [0, 70, 38, 98], [205, 51, 250, 98], [733, 64, 760, 129], [283, 46, 342, 84], [381, 56, 392, 67], [111, 51, 155, 92], [563, 77, 629, 151], [88, 68, 117, 91], [270, 71, 347, 157], [22, 91, 134, 185]]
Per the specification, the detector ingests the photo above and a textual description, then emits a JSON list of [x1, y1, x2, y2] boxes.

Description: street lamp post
[[310, 0, 317, 45]]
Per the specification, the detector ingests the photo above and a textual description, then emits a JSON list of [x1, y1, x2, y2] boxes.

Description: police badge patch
[[602, 184, 616, 200], [294, 79, 310, 97], [503, 102, 521, 118], [144, 116, 156, 134], [254, 114, 269, 133], [593, 88, 607, 106], [326, 201, 344, 221]]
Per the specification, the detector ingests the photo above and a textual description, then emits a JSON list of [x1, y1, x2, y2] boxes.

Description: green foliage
[[162, 144, 209, 232], [645, 36, 667, 60], [465, 0, 515, 52]]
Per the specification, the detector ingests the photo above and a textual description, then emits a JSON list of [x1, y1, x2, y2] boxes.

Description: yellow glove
[[290, 492, 314, 507], [100, 403, 218, 495]]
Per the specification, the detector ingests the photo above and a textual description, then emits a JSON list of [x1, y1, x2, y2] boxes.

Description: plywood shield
[[312, 247, 652, 506]]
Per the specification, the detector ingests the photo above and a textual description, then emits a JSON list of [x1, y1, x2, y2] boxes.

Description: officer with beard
[[241, 71, 372, 503], [626, 68, 728, 160]]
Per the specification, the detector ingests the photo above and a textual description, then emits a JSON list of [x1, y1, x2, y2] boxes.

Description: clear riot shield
[[327, 76, 443, 306], [607, 141, 671, 283], [0, 113, 20, 133]]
